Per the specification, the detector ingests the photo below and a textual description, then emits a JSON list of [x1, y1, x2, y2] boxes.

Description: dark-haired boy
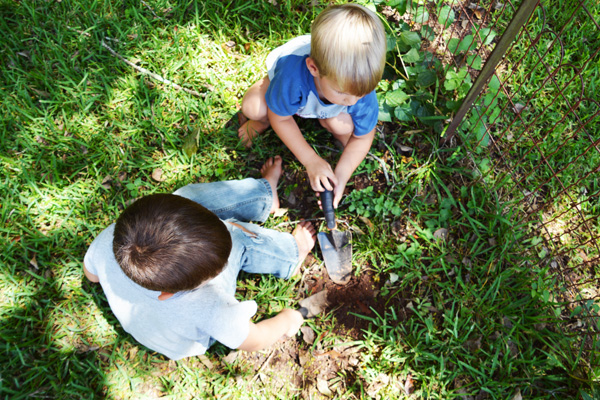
[[84, 157, 316, 360]]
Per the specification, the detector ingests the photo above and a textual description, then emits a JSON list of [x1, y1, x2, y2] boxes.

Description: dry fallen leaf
[[17, 51, 31, 59], [301, 326, 316, 344], [222, 351, 239, 365], [359, 216, 374, 229], [30, 255, 39, 269], [513, 103, 527, 114], [198, 354, 214, 370], [30, 87, 51, 98], [152, 168, 166, 182], [316, 378, 333, 396], [403, 373, 414, 394], [101, 175, 112, 190], [434, 228, 449, 241], [272, 207, 288, 218]]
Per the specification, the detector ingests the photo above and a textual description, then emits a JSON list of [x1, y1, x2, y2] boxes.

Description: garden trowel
[[298, 289, 329, 318], [317, 189, 352, 285]]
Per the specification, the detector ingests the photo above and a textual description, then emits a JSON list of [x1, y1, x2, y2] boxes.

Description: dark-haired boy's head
[[112, 194, 232, 293]]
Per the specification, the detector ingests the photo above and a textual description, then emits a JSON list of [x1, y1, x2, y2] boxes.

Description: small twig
[[251, 350, 276, 382], [67, 26, 91, 37], [313, 144, 341, 154], [140, 0, 161, 19], [273, 217, 322, 229], [100, 40, 206, 98], [273, 217, 351, 230], [67, 26, 206, 98], [367, 151, 390, 185]]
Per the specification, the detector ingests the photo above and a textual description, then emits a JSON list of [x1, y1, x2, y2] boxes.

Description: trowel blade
[[318, 230, 352, 285], [298, 289, 329, 318]]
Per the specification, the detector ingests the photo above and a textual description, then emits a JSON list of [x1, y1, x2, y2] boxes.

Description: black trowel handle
[[321, 189, 336, 229]]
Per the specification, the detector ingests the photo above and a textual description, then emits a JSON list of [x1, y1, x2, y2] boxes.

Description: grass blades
[[1, 0, 598, 398]]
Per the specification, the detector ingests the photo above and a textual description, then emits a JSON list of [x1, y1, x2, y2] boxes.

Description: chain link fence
[[392, 0, 599, 364]]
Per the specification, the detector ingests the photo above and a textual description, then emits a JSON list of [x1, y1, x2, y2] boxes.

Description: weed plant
[[0, 0, 598, 398]]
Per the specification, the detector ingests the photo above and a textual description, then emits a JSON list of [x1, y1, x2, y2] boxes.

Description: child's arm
[[268, 109, 337, 192], [332, 128, 376, 207], [237, 308, 304, 352], [83, 262, 100, 283]]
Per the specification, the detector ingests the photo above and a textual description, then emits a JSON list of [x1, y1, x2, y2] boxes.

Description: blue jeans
[[173, 178, 298, 281]]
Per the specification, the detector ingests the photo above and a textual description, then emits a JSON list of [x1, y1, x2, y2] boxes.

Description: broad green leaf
[[386, 89, 409, 107], [474, 121, 489, 147], [364, 2, 377, 12], [458, 35, 475, 52], [378, 107, 393, 122], [411, 100, 433, 119], [415, 7, 429, 23], [378, 97, 393, 122], [467, 54, 482, 70], [448, 35, 475, 53], [417, 69, 437, 87], [488, 75, 501, 92], [391, 79, 407, 90], [479, 27, 497, 45], [438, 6, 455, 28], [378, 79, 390, 92], [444, 67, 469, 91], [394, 104, 413, 121], [403, 48, 421, 63], [483, 92, 497, 107], [446, 99, 461, 111], [447, 38, 460, 53], [387, 0, 407, 14], [386, 34, 397, 52], [489, 105, 501, 123], [183, 131, 199, 157], [421, 25, 435, 41], [401, 31, 421, 48]]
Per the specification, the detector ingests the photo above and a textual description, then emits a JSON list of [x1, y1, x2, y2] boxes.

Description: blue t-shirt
[[265, 35, 378, 136]]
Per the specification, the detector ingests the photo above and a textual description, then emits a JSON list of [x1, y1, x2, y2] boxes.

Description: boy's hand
[[280, 308, 305, 337], [306, 156, 338, 193], [238, 308, 304, 352], [332, 179, 346, 209]]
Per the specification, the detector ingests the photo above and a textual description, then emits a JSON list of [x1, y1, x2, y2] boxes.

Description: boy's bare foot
[[291, 221, 317, 276], [238, 113, 270, 148], [260, 156, 283, 212]]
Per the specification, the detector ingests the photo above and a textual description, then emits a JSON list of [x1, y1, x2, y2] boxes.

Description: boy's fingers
[[311, 179, 324, 192], [308, 172, 325, 192], [320, 176, 334, 191], [333, 186, 344, 208]]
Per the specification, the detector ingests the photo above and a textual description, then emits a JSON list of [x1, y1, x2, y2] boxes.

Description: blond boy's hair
[[311, 3, 386, 97]]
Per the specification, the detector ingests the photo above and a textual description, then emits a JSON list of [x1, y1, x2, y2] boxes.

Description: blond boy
[[238, 4, 386, 207]]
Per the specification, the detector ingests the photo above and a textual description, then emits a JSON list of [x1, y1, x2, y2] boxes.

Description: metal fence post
[[443, 0, 540, 142]]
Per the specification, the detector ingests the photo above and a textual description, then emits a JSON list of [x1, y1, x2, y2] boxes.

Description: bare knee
[[319, 114, 354, 146], [241, 76, 270, 121]]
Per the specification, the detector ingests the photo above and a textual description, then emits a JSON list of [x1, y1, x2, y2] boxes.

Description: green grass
[[1, 0, 599, 398]]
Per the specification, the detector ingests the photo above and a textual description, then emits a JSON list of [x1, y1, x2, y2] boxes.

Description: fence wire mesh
[[393, 0, 599, 365]]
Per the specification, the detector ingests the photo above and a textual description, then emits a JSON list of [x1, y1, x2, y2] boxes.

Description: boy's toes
[[237, 125, 253, 148]]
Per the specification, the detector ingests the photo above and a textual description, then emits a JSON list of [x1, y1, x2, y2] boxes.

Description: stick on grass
[[100, 40, 206, 98]]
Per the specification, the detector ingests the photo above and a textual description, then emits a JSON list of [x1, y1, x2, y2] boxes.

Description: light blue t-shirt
[[265, 35, 379, 136], [84, 178, 300, 360], [84, 223, 257, 360]]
